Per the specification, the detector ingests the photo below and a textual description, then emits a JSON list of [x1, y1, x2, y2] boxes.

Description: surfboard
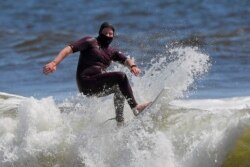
[[102, 88, 167, 126]]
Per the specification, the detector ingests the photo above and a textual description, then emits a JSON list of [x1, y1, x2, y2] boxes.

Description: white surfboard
[[102, 88, 168, 125]]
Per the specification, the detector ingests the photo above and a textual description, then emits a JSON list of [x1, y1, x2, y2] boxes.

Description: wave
[[1, 92, 249, 167], [171, 96, 250, 111], [1, 46, 249, 167]]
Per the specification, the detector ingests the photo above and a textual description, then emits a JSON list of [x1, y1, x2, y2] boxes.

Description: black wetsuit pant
[[77, 71, 138, 122]]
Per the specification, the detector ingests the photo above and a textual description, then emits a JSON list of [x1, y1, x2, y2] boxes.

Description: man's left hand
[[131, 66, 141, 76]]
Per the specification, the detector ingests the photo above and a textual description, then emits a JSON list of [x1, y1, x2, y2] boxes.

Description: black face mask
[[97, 34, 113, 47]]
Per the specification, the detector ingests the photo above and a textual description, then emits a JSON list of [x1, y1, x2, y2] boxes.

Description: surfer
[[43, 22, 150, 125]]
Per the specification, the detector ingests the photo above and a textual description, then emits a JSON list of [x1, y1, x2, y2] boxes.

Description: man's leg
[[95, 72, 138, 109], [77, 72, 139, 121], [113, 86, 125, 123], [96, 85, 125, 123]]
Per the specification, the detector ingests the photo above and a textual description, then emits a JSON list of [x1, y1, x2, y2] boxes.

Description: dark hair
[[99, 22, 115, 35]]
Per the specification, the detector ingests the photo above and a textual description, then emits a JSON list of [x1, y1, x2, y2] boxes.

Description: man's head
[[97, 22, 115, 47], [99, 22, 115, 36]]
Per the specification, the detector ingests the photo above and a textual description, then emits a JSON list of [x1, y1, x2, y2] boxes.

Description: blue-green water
[[0, 0, 249, 167]]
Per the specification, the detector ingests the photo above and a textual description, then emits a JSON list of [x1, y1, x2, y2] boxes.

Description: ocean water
[[0, 0, 250, 166]]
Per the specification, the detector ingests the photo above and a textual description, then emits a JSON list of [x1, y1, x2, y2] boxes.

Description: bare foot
[[132, 102, 152, 116]]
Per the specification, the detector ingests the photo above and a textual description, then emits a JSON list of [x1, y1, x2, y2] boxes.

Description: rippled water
[[0, 0, 250, 166]]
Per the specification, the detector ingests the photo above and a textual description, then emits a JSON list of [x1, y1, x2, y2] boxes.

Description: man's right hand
[[43, 61, 57, 75]]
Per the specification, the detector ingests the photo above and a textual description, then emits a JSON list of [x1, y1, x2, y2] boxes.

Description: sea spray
[[1, 45, 237, 167], [133, 46, 210, 102]]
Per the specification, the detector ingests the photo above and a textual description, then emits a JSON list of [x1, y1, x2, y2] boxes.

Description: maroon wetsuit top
[[69, 36, 128, 78], [68, 36, 138, 109]]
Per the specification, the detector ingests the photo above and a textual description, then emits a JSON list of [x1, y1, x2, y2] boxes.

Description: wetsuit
[[69, 36, 138, 122]]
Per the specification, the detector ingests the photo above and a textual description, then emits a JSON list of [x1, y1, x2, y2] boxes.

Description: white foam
[[131, 46, 210, 102], [171, 96, 250, 111]]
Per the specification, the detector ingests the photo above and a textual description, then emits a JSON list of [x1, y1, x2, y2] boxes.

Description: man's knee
[[114, 72, 127, 83]]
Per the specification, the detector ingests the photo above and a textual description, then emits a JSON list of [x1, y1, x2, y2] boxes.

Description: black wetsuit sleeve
[[112, 50, 128, 64], [69, 37, 92, 53]]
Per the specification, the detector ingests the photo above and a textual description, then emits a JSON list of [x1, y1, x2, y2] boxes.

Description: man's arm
[[43, 46, 73, 75], [112, 49, 141, 76]]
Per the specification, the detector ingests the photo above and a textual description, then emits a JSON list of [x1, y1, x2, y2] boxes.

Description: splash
[[132, 46, 210, 102], [3, 46, 248, 167]]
